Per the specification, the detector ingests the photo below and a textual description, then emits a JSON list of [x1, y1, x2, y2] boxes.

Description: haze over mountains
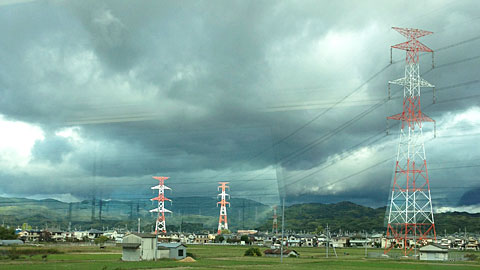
[[2, 196, 479, 234]]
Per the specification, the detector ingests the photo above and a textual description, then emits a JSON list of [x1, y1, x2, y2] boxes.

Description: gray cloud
[[0, 0, 479, 207], [31, 134, 73, 163]]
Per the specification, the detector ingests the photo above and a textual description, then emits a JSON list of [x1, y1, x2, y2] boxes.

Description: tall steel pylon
[[384, 27, 436, 256], [150, 176, 172, 235], [217, 182, 230, 234], [272, 205, 278, 234]]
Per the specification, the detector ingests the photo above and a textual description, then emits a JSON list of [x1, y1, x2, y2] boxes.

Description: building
[[17, 229, 41, 242], [264, 248, 299, 258], [349, 234, 370, 248], [157, 243, 187, 260], [237, 230, 258, 235], [194, 233, 209, 244], [419, 244, 449, 261], [331, 236, 349, 248], [121, 233, 188, 261], [121, 233, 157, 261], [0, 240, 24, 246], [103, 230, 124, 243]]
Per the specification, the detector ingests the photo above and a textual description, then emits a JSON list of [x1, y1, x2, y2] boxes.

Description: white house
[[419, 244, 449, 261], [103, 230, 124, 243]]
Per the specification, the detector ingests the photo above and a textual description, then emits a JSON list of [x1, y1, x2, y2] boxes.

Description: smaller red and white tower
[[272, 205, 278, 234], [217, 182, 230, 234], [150, 176, 172, 235]]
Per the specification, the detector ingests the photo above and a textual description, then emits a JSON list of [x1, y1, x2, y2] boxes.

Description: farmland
[[0, 245, 479, 270]]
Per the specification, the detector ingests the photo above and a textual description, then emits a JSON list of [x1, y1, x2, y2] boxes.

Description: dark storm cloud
[[0, 0, 479, 206], [31, 134, 73, 163], [458, 187, 480, 206]]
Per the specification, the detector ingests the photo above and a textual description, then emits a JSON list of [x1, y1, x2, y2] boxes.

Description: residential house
[[17, 229, 41, 242], [103, 230, 124, 243], [465, 237, 479, 251], [299, 234, 316, 247], [419, 244, 449, 261], [194, 233, 209, 244], [264, 248, 299, 257], [331, 236, 349, 248], [349, 234, 370, 248], [287, 235, 301, 247]]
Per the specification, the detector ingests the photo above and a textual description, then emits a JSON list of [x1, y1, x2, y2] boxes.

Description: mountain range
[[1, 197, 479, 234]]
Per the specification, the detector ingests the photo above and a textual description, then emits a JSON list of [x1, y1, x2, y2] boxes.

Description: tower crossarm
[[149, 207, 172, 213], [387, 112, 435, 123], [151, 185, 171, 190], [151, 194, 172, 201], [392, 39, 433, 53], [392, 27, 433, 39], [389, 77, 434, 88]]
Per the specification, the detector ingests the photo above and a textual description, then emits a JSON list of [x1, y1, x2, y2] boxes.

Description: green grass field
[[0, 245, 479, 270]]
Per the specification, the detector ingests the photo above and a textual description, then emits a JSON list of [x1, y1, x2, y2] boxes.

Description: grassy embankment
[[0, 244, 479, 270]]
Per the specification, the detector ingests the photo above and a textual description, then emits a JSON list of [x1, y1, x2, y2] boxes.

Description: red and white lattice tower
[[272, 205, 278, 234], [150, 176, 172, 235], [217, 182, 230, 234], [384, 27, 436, 255]]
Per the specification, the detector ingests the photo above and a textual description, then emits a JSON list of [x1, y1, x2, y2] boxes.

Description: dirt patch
[[148, 266, 192, 270], [179, 256, 196, 262]]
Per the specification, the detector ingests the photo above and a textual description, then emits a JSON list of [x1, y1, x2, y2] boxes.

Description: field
[[0, 245, 479, 270]]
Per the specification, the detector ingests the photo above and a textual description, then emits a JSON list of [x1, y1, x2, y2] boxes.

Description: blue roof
[[157, 242, 186, 248]]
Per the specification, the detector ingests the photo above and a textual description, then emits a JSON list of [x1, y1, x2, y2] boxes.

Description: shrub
[[7, 247, 20, 260], [465, 253, 478, 261], [186, 252, 197, 259], [95, 236, 110, 245], [244, 247, 262, 257]]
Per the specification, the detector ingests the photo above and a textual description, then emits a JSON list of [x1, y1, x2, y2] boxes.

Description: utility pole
[[242, 200, 245, 229], [129, 201, 133, 221], [91, 196, 95, 222], [217, 182, 230, 234], [365, 230, 368, 258], [326, 224, 329, 258], [138, 218, 141, 233], [384, 27, 436, 256], [99, 199, 103, 223], [280, 197, 285, 263], [68, 203, 72, 225]]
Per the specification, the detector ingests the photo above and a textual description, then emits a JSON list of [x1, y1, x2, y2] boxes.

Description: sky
[[0, 0, 479, 210]]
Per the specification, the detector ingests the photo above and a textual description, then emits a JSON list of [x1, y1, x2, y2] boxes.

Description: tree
[[0, 226, 17, 240], [94, 235, 109, 245], [240, 235, 250, 244], [39, 230, 52, 242], [315, 225, 324, 235], [244, 247, 262, 256], [215, 235, 225, 243]]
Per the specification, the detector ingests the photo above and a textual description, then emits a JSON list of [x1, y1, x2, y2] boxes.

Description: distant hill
[[258, 201, 480, 234], [2, 197, 480, 234], [0, 196, 271, 232]]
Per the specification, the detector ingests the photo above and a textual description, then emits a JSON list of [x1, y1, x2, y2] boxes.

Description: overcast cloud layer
[[0, 0, 479, 209]]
